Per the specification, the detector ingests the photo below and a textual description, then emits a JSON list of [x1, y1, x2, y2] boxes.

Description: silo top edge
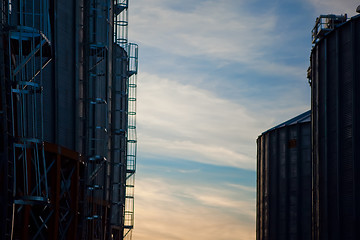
[[312, 13, 360, 47], [259, 110, 311, 136]]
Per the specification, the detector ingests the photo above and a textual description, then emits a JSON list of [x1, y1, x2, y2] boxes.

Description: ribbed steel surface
[[310, 14, 360, 240], [257, 111, 312, 240], [110, 45, 128, 226], [43, 0, 78, 150]]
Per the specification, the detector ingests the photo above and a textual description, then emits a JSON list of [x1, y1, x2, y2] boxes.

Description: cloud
[[133, 177, 255, 240], [130, 0, 274, 60], [306, 0, 359, 16], [226, 183, 257, 193], [137, 71, 310, 170], [129, 0, 309, 79], [127, 1, 320, 240], [137, 72, 269, 170]]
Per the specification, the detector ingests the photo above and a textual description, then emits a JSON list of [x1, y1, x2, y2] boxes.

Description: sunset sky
[[128, 0, 359, 239]]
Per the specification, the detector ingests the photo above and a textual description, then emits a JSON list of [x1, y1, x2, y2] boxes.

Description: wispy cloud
[[226, 183, 257, 193], [306, 0, 359, 16], [137, 72, 269, 170], [133, 177, 255, 240], [129, 0, 309, 79], [130, 0, 276, 60], [126, 1, 355, 239], [137, 72, 310, 170]]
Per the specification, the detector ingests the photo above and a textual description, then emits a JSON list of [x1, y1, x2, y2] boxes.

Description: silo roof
[[262, 110, 311, 134]]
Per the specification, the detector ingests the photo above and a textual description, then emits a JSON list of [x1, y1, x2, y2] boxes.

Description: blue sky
[[128, 0, 359, 239]]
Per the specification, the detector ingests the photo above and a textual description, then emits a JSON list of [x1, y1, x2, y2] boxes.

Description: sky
[[128, 1, 359, 239]]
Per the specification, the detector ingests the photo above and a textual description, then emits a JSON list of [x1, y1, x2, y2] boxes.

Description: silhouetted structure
[[256, 111, 312, 240], [309, 13, 360, 240], [0, 0, 138, 239]]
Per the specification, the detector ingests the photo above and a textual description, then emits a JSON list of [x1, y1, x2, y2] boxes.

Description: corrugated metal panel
[[311, 14, 360, 240], [43, 63, 56, 141], [42, 0, 78, 151], [110, 45, 128, 226], [0, 15, 11, 238], [10, 142, 82, 239], [55, 0, 77, 150], [256, 111, 311, 240]]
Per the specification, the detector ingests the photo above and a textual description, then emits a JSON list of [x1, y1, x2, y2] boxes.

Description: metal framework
[[42, 142, 82, 240], [3, 0, 52, 238], [312, 14, 347, 44]]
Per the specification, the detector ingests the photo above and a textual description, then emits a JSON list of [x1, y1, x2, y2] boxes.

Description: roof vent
[[357, 5, 360, 13]]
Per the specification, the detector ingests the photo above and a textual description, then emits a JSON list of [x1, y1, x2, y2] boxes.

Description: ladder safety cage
[[113, 0, 128, 48], [111, 1, 139, 239], [123, 42, 138, 240], [110, 0, 130, 238]]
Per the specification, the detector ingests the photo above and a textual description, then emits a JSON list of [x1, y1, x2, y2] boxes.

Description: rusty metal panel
[[10, 142, 82, 240]]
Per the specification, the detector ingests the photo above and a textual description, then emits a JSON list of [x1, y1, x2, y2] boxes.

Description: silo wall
[[310, 14, 360, 240], [110, 44, 128, 229], [43, 0, 80, 151], [257, 111, 312, 240]]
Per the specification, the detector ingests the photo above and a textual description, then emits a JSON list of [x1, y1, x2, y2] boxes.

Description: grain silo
[[256, 110, 312, 240], [309, 13, 360, 240], [0, 0, 138, 239]]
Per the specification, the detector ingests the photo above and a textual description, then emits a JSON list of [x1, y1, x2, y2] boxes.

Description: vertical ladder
[[83, 0, 111, 239], [123, 43, 138, 240], [114, 0, 128, 48], [111, 1, 129, 239], [112, 1, 138, 239]]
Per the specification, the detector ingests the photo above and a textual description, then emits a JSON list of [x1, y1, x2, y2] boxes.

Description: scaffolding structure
[[3, 0, 52, 238]]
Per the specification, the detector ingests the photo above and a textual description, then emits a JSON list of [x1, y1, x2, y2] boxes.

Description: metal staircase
[[4, 0, 52, 238]]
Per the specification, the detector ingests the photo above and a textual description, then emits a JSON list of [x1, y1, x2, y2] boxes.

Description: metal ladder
[[123, 43, 138, 240], [83, 0, 111, 238], [110, 1, 129, 239]]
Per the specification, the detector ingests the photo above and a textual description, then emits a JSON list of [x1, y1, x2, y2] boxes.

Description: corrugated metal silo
[[257, 110, 312, 240], [310, 14, 360, 240]]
